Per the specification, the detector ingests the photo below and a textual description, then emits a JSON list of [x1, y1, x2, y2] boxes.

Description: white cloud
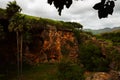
[[0, 0, 120, 29]]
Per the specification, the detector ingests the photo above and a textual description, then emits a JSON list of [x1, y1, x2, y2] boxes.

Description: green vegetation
[[105, 46, 120, 71], [2, 63, 57, 80], [0, 25, 4, 39], [0, 8, 6, 19], [95, 30, 120, 71], [20, 63, 57, 80], [6, 1, 22, 19], [100, 31, 120, 46], [78, 42, 109, 71], [57, 62, 85, 80], [1, 63, 85, 80], [61, 45, 70, 56]]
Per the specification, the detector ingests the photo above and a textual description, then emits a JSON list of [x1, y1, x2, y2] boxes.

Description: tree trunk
[[16, 31, 20, 80], [20, 33, 23, 79], [16, 32, 23, 80]]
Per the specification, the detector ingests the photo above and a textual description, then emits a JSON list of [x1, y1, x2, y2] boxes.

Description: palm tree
[[6, 1, 22, 19], [6, 1, 24, 80], [9, 13, 30, 80]]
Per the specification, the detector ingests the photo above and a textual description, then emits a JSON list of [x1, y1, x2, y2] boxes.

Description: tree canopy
[[47, 0, 117, 19], [6, 1, 22, 19]]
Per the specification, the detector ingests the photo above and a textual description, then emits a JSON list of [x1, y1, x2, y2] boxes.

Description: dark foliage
[[6, 1, 22, 19], [47, 0, 116, 18], [100, 31, 120, 46], [57, 62, 85, 80], [66, 22, 83, 29], [78, 43, 110, 71], [47, 0, 72, 15], [93, 0, 116, 19], [0, 19, 9, 32], [0, 1, 22, 33]]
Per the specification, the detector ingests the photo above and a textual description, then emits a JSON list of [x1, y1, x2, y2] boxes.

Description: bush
[[57, 62, 85, 80], [106, 47, 120, 71], [78, 43, 109, 71], [100, 32, 120, 46], [73, 29, 82, 44]]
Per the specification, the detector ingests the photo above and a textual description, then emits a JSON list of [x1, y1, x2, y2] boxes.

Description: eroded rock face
[[24, 25, 79, 64], [109, 70, 120, 80], [92, 72, 111, 80], [85, 71, 120, 80], [85, 72, 111, 80]]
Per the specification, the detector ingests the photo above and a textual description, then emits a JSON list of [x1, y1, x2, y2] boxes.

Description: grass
[[8, 63, 58, 80]]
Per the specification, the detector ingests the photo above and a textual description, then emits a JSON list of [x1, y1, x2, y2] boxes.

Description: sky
[[0, 0, 120, 29]]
